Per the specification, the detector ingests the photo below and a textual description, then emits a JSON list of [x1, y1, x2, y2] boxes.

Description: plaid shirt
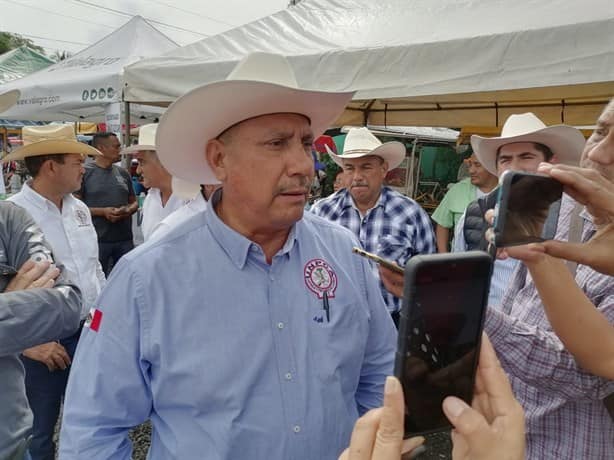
[[311, 187, 435, 312], [486, 194, 614, 459]]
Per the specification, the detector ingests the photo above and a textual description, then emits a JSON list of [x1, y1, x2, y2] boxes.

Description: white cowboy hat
[[471, 113, 585, 175], [0, 90, 19, 113], [3, 124, 101, 162], [122, 123, 157, 154], [155, 52, 355, 185], [326, 127, 406, 171]]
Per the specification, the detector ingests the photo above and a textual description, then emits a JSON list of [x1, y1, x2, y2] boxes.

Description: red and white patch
[[304, 258, 338, 299], [84, 308, 103, 332]]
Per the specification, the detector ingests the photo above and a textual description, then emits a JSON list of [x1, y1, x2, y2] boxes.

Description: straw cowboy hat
[[471, 113, 585, 175], [2, 125, 101, 162], [155, 52, 355, 185], [122, 123, 157, 154], [0, 90, 19, 114], [326, 127, 406, 171]]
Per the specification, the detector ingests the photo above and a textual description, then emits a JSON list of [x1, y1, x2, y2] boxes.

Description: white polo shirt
[[9, 182, 105, 319], [149, 192, 207, 241], [141, 188, 189, 241]]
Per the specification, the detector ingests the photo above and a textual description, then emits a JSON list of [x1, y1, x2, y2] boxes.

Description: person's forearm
[[89, 207, 109, 217], [435, 225, 450, 253], [125, 201, 138, 216], [526, 256, 614, 379]]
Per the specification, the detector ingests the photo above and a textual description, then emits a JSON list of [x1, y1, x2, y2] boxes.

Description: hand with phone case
[[493, 171, 563, 247], [339, 335, 525, 460]]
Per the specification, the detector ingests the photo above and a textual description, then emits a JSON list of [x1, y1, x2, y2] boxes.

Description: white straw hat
[[471, 113, 585, 175], [122, 123, 157, 154], [156, 52, 354, 185], [326, 127, 405, 171]]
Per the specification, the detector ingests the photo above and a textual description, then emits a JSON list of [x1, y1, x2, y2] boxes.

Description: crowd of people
[[0, 51, 612, 460]]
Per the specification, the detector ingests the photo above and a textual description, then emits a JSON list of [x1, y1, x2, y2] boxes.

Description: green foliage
[[0, 32, 45, 55]]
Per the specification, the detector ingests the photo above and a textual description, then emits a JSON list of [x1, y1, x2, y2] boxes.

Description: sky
[[0, 0, 290, 55]]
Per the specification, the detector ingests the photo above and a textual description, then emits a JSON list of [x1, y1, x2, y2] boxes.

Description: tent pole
[[407, 138, 419, 198], [122, 101, 131, 147], [122, 101, 131, 169]]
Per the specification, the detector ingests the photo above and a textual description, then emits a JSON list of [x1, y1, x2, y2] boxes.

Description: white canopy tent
[[0, 16, 177, 124], [124, 0, 614, 128]]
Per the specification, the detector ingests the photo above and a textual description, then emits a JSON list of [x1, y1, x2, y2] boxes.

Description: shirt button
[[277, 322, 285, 330], [293, 425, 301, 433], [285, 372, 292, 380]]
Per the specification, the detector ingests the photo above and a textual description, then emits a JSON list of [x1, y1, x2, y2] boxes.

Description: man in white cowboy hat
[[59, 52, 396, 460], [77, 132, 138, 275], [474, 100, 614, 458], [4, 124, 106, 460], [311, 127, 435, 319], [447, 112, 585, 307], [122, 123, 202, 241], [0, 90, 82, 460]]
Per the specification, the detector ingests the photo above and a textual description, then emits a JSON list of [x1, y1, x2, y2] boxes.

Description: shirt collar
[[20, 181, 65, 213], [340, 186, 388, 212], [205, 189, 299, 270]]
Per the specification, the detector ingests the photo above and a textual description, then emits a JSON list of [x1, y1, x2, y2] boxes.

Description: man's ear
[[381, 159, 389, 173], [549, 154, 559, 165], [205, 138, 228, 182]]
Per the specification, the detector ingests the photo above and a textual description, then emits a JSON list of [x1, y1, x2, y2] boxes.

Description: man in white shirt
[[3, 124, 105, 460], [124, 124, 198, 241]]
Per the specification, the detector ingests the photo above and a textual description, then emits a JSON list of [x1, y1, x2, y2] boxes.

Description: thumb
[[371, 377, 405, 458], [443, 397, 493, 456], [541, 240, 588, 265]]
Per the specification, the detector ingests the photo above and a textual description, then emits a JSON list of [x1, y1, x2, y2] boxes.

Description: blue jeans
[[98, 239, 134, 276], [21, 328, 81, 460]]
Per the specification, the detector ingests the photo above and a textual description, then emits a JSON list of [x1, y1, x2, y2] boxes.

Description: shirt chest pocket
[[377, 233, 412, 265], [304, 293, 368, 383]]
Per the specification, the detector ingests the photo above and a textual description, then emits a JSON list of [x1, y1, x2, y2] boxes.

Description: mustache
[[351, 181, 368, 187], [277, 176, 311, 194]]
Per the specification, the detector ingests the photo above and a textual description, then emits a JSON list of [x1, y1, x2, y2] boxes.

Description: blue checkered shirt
[[311, 187, 436, 312]]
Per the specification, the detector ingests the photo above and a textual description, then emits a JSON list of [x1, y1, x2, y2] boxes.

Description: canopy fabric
[[0, 16, 177, 122], [124, 0, 614, 127], [0, 46, 54, 84]]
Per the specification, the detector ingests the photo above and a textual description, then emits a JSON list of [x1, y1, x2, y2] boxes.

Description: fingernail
[[443, 397, 468, 418], [385, 376, 399, 394]]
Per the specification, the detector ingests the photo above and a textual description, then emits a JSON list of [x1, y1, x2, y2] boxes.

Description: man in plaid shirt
[[311, 127, 435, 318], [485, 101, 614, 458]]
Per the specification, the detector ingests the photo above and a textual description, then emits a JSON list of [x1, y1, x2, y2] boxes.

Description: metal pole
[[407, 138, 419, 198], [122, 101, 131, 147], [122, 101, 131, 169]]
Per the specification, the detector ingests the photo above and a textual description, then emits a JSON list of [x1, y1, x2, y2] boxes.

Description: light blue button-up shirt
[[60, 193, 396, 460]]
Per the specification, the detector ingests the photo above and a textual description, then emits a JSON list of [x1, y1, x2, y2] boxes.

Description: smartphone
[[494, 171, 563, 247], [394, 251, 492, 437], [352, 247, 404, 274]]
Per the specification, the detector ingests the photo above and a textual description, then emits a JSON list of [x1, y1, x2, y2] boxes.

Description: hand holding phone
[[352, 247, 404, 274], [394, 252, 492, 437], [494, 171, 563, 247]]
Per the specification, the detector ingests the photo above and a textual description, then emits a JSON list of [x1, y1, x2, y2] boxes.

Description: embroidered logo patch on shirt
[[84, 308, 103, 332], [74, 209, 89, 227], [304, 258, 338, 299]]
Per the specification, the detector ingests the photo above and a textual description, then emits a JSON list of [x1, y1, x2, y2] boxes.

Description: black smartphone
[[394, 252, 493, 437], [494, 171, 563, 247], [352, 247, 404, 274]]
